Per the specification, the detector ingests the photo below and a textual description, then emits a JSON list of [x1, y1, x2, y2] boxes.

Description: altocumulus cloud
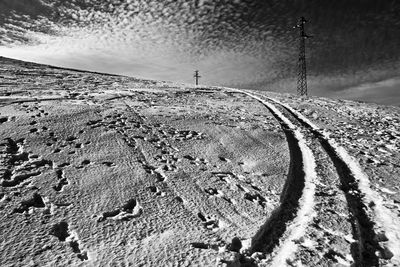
[[0, 0, 399, 105], [0, 0, 286, 85]]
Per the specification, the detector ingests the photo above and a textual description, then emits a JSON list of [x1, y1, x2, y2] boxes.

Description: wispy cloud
[[0, 1, 285, 84], [0, 0, 399, 105]]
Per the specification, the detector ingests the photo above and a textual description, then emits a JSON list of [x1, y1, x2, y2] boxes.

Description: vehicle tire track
[[271, 96, 400, 265], [250, 105, 307, 254], [240, 89, 399, 266], [224, 89, 318, 265], [267, 98, 379, 265]]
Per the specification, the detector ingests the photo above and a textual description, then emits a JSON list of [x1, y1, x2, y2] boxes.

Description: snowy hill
[[0, 57, 399, 266]]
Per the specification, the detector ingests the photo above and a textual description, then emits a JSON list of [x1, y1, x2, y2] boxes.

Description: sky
[[0, 0, 399, 105]]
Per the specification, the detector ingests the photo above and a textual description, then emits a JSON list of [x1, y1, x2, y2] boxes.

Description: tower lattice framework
[[295, 17, 310, 97], [194, 70, 201, 86]]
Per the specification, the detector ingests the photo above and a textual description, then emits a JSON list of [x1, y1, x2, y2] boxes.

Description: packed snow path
[[229, 88, 400, 266]]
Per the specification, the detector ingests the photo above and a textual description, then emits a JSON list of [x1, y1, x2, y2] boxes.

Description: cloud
[[0, 0, 53, 18], [330, 77, 400, 106], [0, 0, 399, 105], [0, 0, 287, 85]]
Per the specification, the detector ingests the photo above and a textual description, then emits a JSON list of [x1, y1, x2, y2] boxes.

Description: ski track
[[268, 96, 400, 265], [228, 88, 318, 264]]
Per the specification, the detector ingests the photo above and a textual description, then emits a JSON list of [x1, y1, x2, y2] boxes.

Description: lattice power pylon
[[194, 70, 201, 86], [295, 17, 311, 97]]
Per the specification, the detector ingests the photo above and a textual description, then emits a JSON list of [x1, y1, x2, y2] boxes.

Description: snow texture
[[268, 96, 400, 265]]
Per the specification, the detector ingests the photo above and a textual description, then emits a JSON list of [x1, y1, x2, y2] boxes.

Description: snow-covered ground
[[0, 57, 399, 266]]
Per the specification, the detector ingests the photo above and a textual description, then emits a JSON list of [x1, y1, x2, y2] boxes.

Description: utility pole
[[295, 17, 311, 97], [194, 70, 201, 86]]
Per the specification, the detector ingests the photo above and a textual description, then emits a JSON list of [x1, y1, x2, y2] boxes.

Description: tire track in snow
[[262, 97, 380, 265], [265, 96, 400, 265], [227, 89, 318, 265], [238, 90, 400, 265]]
